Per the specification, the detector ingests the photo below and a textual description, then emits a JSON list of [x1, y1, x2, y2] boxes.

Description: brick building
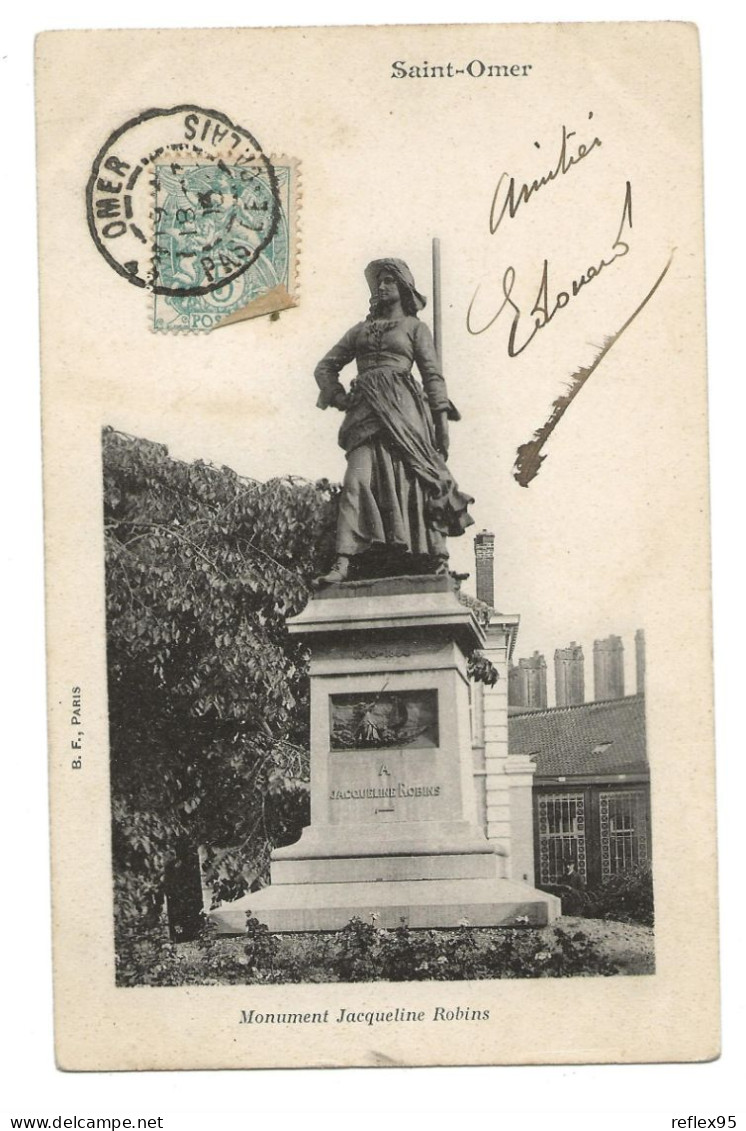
[[468, 529, 650, 893], [510, 695, 650, 888]]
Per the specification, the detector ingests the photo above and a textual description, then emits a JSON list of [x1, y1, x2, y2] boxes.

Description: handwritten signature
[[513, 250, 675, 486], [465, 117, 676, 486], [489, 112, 602, 234], [467, 181, 633, 351]]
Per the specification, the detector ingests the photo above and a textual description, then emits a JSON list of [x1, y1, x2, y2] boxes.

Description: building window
[[599, 789, 649, 879], [537, 792, 587, 885]]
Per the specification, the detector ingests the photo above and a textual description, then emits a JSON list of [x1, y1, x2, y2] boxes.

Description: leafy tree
[[104, 428, 497, 950], [103, 428, 339, 939]]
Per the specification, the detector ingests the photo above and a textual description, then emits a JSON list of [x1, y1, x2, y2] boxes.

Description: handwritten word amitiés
[[489, 112, 601, 233]]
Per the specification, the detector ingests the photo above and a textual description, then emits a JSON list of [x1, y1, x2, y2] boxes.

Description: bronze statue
[[314, 257, 474, 584]]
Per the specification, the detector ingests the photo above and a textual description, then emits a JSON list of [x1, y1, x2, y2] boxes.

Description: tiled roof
[[509, 694, 647, 778]]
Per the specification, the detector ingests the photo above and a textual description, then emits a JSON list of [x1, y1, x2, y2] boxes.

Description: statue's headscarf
[[364, 259, 426, 314], [363, 256, 461, 422]]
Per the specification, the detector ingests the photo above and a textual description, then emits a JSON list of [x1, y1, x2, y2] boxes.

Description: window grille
[[599, 789, 649, 879], [537, 792, 587, 885]]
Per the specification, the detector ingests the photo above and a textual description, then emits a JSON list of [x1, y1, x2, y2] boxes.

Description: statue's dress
[[315, 315, 474, 560]]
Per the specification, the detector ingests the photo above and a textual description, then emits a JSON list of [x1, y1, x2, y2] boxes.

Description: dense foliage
[[542, 863, 654, 926], [115, 913, 625, 986], [103, 428, 339, 938]]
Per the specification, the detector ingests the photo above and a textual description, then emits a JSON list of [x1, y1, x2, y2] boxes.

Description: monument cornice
[[288, 577, 486, 654]]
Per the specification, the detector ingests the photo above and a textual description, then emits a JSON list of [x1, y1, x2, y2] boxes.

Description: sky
[[68, 30, 692, 708]]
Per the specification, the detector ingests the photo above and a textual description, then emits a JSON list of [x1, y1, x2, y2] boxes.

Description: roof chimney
[[635, 629, 646, 694], [510, 651, 548, 709], [554, 641, 585, 706], [474, 529, 495, 607], [593, 635, 625, 701]]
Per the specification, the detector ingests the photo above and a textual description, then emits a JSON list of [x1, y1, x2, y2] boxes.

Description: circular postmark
[[86, 105, 281, 297]]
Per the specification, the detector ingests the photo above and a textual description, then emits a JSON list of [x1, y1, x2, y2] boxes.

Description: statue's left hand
[[434, 414, 449, 460]]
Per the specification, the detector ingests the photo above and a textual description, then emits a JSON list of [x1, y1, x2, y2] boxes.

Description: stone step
[[210, 876, 560, 934], [271, 850, 502, 886], [271, 819, 504, 860]]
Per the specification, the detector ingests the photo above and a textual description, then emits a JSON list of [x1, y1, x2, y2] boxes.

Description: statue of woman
[[314, 258, 474, 584]]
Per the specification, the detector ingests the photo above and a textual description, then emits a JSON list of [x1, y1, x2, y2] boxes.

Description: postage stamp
[[85, 105, 298, 329], [152, 158, 298, 333]]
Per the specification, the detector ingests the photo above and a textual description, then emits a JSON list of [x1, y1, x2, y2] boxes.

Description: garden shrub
[[327, 918, 618, 982], [541, 864, 654, 926], [243, 915, 281, 978], [333, 915, 383, 982], [473, 925, 618, 979], [540, 882, 592, 918], [116, 912, 623, 985], [583, 864, 654, 926], [375, 923, 425, 981]]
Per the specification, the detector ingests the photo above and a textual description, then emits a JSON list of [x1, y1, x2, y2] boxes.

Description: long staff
[[432, 237, 460, 423], [432, 236, 443, 365]]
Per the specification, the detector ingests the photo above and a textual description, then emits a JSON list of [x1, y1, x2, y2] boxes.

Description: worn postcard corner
[[36, 21, 717, 1072]]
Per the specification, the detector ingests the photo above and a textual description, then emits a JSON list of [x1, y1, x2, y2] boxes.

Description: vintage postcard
[[37, 22, 717, 1070]]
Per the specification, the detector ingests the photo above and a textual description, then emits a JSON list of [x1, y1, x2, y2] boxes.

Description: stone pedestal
[[211, 575, 559, 933]]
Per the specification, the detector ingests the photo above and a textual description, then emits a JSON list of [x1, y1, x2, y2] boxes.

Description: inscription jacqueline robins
[[329, 784, 441, 801]]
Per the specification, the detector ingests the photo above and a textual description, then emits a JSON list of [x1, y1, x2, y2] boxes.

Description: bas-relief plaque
[[329, 688, 439, 751], [326, 688, 445, 822]]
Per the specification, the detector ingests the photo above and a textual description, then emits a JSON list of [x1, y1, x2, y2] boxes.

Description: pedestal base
[[210, 876, 560, 934], [208, 577, 561, 936]]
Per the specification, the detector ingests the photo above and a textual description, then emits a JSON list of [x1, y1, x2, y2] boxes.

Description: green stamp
[[152, 161, 296, 333]]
